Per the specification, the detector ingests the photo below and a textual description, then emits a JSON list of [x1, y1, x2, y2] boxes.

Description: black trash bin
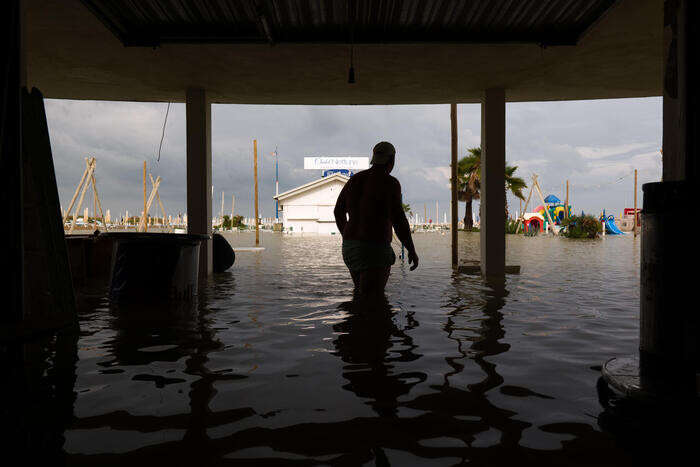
[[105, 233, 208, 303]]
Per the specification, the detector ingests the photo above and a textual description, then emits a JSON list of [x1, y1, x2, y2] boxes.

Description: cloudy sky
[[45, 98, 661, 222]]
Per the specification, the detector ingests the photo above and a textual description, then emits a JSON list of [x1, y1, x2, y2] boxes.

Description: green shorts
[[342, 239, 396, 273]]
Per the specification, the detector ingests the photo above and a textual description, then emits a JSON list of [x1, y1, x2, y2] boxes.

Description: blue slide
[[604, 215, 624, 235]]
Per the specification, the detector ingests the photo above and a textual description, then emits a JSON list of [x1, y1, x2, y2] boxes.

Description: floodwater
[[4, 232, 693, 464]]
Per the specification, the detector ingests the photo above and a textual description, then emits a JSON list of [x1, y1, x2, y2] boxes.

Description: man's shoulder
[[387, 174, 401, 189]]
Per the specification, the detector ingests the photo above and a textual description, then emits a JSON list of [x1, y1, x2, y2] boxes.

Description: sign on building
[[304, 156, 369, 170]]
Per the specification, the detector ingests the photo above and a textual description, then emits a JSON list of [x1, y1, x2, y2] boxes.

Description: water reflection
[[4, 232, 659, 463], [67, 279, 257, 461], [1, 328, 78, 461], [332, 295, 424, 417]]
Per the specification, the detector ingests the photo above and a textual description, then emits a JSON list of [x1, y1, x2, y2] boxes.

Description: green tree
[[230, 215, 245, 229], [457, 147, 481, 229], [504, 165, 527, 219], [401, 203, 412, 216], [221, 215, 232, 230], [457, 146, 527, 229]]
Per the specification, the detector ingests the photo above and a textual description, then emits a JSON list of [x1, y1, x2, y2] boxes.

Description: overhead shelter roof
[[26, 0, 662, 104], [81, 0, 618, 47]]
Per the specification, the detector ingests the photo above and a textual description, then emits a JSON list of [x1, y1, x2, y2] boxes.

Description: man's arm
[[390, 179, 419, 270], [334, 183, 349, 235]]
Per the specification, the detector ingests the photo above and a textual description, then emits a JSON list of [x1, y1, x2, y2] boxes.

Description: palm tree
[[457, 147, 481, 229], [457, 147, 527, 228], [505, 165, 527, 219]]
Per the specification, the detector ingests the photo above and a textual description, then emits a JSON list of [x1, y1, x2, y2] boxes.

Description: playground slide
[[604, 217, 624, 235]]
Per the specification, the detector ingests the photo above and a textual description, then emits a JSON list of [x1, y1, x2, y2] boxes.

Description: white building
[[273, 173, 349, 234]]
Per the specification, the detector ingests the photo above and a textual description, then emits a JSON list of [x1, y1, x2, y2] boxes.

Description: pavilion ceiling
[[81, 0, 618, 47]]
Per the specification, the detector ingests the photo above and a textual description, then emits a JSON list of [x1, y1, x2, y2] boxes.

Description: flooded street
[[7, 232, 668, 465]]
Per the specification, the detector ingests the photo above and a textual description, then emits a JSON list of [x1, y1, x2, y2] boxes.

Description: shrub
[[505, 219, 519, 234], [561, 215, 602, 239]]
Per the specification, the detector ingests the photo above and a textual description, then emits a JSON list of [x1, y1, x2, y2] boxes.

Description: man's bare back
[[334, 142, 418, 297], [338, 169, 397, 244]]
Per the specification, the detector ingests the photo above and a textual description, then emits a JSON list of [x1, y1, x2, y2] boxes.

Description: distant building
[[273, 173, 349, 234]]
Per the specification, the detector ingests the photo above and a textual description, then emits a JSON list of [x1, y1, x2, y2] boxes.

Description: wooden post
[[254, 139, 260, 245], [138, 176, 161, 232], [515, 183, 534, 234], [451, 103, 459, 267], [149, 173, 167, 229], [70, 158, 96, 232], [633, 169, 638, 237], [90, 167, 105, 230], [519, 199, 522, 219], [533, 176, 556, 232], [231, 194, 235, 229], [63, 158, 90, 224], [565, 180, 570, 219], [143, 161, 147, 232]]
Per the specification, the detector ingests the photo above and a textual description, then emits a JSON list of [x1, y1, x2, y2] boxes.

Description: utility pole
[[633, 169, 638, 237], [450, 103, 458, 266], [273, 147, 280, 220], [143, 161, 147, 232], [254, 139, 260, 245]]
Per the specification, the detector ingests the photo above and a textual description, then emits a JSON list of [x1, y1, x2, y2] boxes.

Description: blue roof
[[544, 194, 561, 204]]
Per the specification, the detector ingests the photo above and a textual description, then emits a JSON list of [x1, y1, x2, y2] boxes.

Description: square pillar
[[186, 88, 213, 278], [480, 88, 506, 277], [663, 0, 698, 181]]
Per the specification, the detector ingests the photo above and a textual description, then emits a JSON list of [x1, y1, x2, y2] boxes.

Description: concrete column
[[663, 0, 698, 181], [637, 0, 697, 395], [186, 87, 213, 278], [480, 88, 506, 278]]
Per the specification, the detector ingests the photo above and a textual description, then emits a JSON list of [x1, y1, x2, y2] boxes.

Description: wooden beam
[[138, 176, 161, 232]]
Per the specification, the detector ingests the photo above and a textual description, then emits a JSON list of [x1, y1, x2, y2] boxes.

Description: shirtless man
[[334, 141, 419, 297]]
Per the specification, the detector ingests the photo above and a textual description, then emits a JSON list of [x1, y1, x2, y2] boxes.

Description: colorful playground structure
[[523, 194, 572, 234], [600, 209, 624, 235], [517, 174, 628, 237]]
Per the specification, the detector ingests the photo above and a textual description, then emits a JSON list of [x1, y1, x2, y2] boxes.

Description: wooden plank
[[63, 161, 89, 224], [137, 176, 161, 231], [70, 158, 95, 232], [458, 260, 520, 275]]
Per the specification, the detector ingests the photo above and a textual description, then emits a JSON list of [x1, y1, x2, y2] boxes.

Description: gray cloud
[[46, 98, 661, 222]]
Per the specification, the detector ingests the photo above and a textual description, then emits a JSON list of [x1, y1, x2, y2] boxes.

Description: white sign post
[[304, 156, 369, 170]]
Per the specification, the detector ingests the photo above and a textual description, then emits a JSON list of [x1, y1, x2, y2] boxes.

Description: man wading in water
[[334, 141, 419, 298]]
